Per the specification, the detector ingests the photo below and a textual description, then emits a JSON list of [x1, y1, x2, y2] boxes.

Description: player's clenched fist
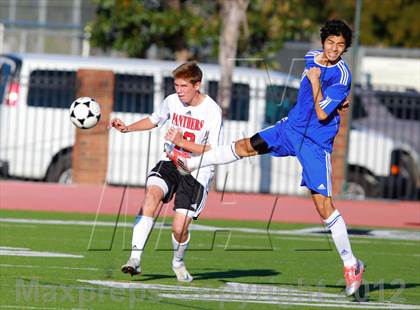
[[110, 118, 129, 133], [165, 127, 183, 146], [306, 67, 321, 82]]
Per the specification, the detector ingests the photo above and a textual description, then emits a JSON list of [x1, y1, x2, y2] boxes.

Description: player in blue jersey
[[165, 19, 365, 296]]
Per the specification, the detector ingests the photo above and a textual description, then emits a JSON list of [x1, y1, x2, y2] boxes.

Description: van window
[[265, 85, 298, 124], [163, 77, 175, 98], [352, 94, 368, 120], [208, 81, 250, 121], [27, 70, 76, 108], [0, 63, 12, 104], [114, 74, 154, 113], [377, 92, 420, 121]]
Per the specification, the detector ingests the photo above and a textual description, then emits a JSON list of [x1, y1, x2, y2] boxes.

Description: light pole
[[342, 0, 363, 197]]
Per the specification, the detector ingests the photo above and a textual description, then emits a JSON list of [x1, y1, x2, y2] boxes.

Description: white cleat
[[172, 264, 193, 283], [344, 259, 366, 296], [121, 258, 141, 276], [164, 143, 191, 175]]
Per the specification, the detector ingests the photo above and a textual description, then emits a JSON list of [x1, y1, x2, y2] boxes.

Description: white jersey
[[149, 93, 223, 190]]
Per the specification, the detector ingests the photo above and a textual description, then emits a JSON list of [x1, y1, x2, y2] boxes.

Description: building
[[0, 0, 95, 55]]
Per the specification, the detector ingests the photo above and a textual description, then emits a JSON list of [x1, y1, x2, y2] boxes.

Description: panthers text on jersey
[[149, 93, 223, 190]]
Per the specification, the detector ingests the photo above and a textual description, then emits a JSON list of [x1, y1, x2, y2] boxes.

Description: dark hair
[[172, 61, 203, 84], [320, 19, 353, 51]]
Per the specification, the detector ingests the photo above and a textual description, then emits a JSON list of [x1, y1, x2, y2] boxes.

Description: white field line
[[78, 279, 342, 298], [77, 280, 420, 309], [0, 306, 57, 309], [1, 218, 419, 241], [0, 306, 87, 310], [0, 246, 30, 250], [0, 246, 83, 258], [159, 293, 420, 309], [78, 280, 222, 293], [0, 264, 100, 271]]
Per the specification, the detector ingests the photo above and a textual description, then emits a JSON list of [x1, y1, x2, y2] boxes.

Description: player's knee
[[145, 186, 163, 203], [142, 187, 163, 215], [319, 200, 334, 219], [172, 226, 188, 241], [323, 200, 335, 218]]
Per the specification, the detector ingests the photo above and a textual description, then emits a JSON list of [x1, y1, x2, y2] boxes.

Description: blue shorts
[[258, 118, 332, 197]]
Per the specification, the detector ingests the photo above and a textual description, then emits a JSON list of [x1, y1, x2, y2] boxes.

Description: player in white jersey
[[110, 62, 223, 282]]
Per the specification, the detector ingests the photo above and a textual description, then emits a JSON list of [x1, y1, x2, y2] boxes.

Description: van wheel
[[45, 152, 72, 184], [397, 154, 417, 199], [345, 170, 379, 199]]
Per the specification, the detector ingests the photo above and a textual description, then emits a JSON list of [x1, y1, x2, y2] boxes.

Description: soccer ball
[[69, 97, 101, 129]]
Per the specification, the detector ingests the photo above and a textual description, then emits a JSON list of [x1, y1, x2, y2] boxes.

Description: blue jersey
[[286, 50, 352, 152]]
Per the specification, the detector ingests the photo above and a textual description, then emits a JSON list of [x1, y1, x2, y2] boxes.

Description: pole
[[0, 24, 4, 54], [342, 0, 363, 196]]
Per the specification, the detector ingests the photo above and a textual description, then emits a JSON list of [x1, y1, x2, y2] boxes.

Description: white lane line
[[0, 306, 87, 310], [0, 306, 57, 309], [78, 280, 221, 292], [0, 218, 128, 227], [0, 247, 83, 258], [0, 264, 100, 271], [224, 282, 346, 298], [2, 217, 419, 241], [78, 280, 420, 309], [0, 246, 30, 250], [159, 293, 420, 309]]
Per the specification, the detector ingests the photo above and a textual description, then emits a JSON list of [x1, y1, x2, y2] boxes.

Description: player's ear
[[193, 81, 201, 91]]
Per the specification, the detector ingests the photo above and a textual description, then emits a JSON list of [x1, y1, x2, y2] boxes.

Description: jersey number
[[175, 131, 196, 150], [183, 131, 195, 143]]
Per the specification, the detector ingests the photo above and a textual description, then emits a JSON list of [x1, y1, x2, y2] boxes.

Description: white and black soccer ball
[[69, 97, 101, 129]]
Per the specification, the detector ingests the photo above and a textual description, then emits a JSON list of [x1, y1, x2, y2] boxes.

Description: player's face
[[174, 78, 200, 104], [323, 35, 346, 64]]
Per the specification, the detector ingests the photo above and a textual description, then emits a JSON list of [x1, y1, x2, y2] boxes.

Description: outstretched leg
[[165, 133, 270, 173]]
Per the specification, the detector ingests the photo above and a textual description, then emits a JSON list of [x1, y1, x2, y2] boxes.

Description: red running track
[[0, 181, 419, 229]]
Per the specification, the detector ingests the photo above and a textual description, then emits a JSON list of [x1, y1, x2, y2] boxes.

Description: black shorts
[[147, 161, 207, 220]]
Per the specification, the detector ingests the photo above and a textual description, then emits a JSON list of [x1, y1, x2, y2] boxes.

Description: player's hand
[[306, 67, 321, 82], [165, 127, 183, 146], [109, 118, 129, 133], [339, 98, 350, 112]]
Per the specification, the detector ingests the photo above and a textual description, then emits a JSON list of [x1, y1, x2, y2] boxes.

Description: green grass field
[[1, 209, 419, 309]]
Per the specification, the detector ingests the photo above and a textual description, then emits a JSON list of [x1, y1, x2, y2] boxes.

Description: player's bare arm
[[307, 67, 328, 121], [165, 127, 210, 154], [110, 117, 157, 133], [338, 98, 350, 112]]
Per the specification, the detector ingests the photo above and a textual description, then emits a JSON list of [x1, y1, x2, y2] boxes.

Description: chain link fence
[[1, 54, 419, 200]]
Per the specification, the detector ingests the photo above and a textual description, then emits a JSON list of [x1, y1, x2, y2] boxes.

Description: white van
[[1, 53, 417, 198], [0, 53, 307, 195]]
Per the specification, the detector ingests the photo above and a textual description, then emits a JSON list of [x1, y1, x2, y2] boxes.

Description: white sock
[[188, 143, 240, 170], [129, 215, 154, 261], [172, 233, 190, 268], [324, 210, 357, 267]]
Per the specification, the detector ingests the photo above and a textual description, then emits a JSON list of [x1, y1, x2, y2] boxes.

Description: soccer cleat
[[164, 143, 191, 175], [172, 263, 193, 283], [344, 259, 365, 296], [121, 258, 141, 276]]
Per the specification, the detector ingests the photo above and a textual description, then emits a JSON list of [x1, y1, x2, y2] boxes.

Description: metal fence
[[348, 86, 420, 200], [1, 59, 419, 200]]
